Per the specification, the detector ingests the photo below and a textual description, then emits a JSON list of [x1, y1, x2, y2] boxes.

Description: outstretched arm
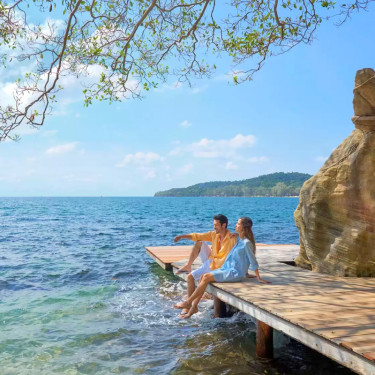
[[174, 234, 194, 243]]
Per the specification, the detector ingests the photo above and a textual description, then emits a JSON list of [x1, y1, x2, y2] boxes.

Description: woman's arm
[[246, 241, 270, 284], [254, 269, 271, 284]]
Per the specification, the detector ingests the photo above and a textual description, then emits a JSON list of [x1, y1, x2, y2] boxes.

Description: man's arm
[[175, 232, 213, 243], [174, 234, 194, 243]]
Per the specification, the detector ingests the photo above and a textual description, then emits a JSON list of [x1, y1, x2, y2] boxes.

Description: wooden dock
[[146, 244, 375, 375]]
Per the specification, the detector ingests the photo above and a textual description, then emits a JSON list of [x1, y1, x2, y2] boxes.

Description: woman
[[174, 217, 270, 319]]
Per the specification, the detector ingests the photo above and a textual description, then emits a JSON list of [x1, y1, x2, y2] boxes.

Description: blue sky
[[0, 6, 374, 196]]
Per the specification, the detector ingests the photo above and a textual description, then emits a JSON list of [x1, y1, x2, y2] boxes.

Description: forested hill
[[154, 172, 312, 197]]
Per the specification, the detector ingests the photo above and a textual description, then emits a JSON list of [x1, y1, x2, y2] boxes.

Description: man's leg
[[176, 241, 203, 274], [177, 252, 212, 315], [180, 272, 196, 315], [187, 273, 196, 297], [180, 273, 216, 319]]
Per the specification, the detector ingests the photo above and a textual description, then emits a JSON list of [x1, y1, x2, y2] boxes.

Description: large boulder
[[294, 68, 375, 276]]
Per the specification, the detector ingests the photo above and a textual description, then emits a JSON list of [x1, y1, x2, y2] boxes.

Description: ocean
[[0, 197, 354, 375]]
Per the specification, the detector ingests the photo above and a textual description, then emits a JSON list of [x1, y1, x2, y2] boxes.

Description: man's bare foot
[[176, 264, 191, 274], [181, 306, 199, 319], [173, 301, 191, 309]]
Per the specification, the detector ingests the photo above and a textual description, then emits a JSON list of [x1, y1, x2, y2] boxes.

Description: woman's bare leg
[[186, 273, 215, 304]]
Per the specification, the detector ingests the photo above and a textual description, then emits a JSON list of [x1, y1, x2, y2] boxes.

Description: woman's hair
[[239, 217, 256, 254]]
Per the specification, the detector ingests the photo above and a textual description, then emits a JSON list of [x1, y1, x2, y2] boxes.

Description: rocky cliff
[[294, 68, 375, 276]]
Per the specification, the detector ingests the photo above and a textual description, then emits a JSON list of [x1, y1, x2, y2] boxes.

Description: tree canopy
[[0, 0, 372, 141], [155, 172, 312, 196]]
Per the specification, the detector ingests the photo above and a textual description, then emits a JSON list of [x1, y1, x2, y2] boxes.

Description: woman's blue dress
[[210, 237, 258, 282]]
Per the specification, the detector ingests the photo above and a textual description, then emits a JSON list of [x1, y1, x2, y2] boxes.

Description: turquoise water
[[0, 197, 353, 375]]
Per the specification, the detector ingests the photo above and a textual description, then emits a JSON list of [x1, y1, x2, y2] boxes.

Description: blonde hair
[[239, 217, 256, 254]]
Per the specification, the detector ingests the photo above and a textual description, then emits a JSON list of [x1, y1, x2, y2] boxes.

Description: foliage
[[154, 172, 312, 196], [0, 0, 373, 140]]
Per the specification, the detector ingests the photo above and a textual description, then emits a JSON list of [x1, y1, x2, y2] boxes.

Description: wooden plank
[[362, 352, 375, 362], [279, 309, 374, 320], [335, 335, 375, 351], [145, 246, 192, 268], [146, 245, 375, 374], [341, 342, 375, 353], [314, 325, 375, 340], [335, 333, 375, 342], [146, 248, 172, 270], [206, 284, 375, 375]]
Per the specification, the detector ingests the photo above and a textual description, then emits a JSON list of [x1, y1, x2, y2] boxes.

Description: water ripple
[[0, 197, 353, 375]]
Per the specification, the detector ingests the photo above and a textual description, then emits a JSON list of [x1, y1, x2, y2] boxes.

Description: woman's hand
[[229, 233, 239, 239], [257, 278, 271, 284]]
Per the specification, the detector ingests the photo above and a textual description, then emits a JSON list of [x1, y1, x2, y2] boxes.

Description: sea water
[[0, 197, 354, 375]]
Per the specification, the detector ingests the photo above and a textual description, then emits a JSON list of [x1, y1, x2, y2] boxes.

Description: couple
[[173, 214, 269, 319]]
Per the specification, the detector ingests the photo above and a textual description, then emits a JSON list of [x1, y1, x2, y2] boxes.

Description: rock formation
[[294, 68, 375, 276]]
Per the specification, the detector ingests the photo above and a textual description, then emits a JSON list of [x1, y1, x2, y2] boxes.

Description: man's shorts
[[191, 242, 212, 280]]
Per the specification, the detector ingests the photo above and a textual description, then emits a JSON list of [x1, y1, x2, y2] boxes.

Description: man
[[174, 214, 237, 316]]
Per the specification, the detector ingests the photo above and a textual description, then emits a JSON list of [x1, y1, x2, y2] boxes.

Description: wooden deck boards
[[145, 244, 375, 375]]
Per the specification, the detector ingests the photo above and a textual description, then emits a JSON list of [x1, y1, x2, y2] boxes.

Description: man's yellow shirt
[[190, 230, 237, 270]]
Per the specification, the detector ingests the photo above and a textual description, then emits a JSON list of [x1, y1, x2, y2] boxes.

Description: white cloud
[[228, 134, 256, 148], [169, 147, 182, 156], [247, 156, 269, 163], [144, 169, 156, 180], [315, 156, 328, 163], [12, 124, 40, 137], [225, 161, 238, 170], [190, 134, 257, 158], [164, 173, 172, 182], [116, 152, 165, 168], [46, 142, 78, 155], [42, 129, 58, 137], [180, 120, 192, 128], [215, 70, 246, 83], [63, 174, 100, 183], [155, 81, 183, 93], [180, 163, 193, 175], [191, 85, 208, 94]]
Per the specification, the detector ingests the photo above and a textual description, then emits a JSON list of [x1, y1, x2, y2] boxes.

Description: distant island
[[154, 172, 312, 197]]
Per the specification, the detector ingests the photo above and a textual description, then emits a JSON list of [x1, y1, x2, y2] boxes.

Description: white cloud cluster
[[247, 156, 269, 163], [315, 156, 328, 163], [155, 81, 183, 92], [190, 134, 256, 158], [114, 133, 268, 183], [225, 161, 238, 170], [180, 120, 192, 128], [46, 142, 78, 155], [116, 152, 165, 168]]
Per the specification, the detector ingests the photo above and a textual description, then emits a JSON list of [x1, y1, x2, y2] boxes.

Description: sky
[[0, 5, 374, 196]]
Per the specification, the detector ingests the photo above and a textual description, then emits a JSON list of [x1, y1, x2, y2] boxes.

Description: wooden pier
[[146, 244, 375, 375]]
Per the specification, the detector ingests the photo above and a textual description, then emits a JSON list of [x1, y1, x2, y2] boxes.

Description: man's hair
[[213, 214, 228, 228]]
